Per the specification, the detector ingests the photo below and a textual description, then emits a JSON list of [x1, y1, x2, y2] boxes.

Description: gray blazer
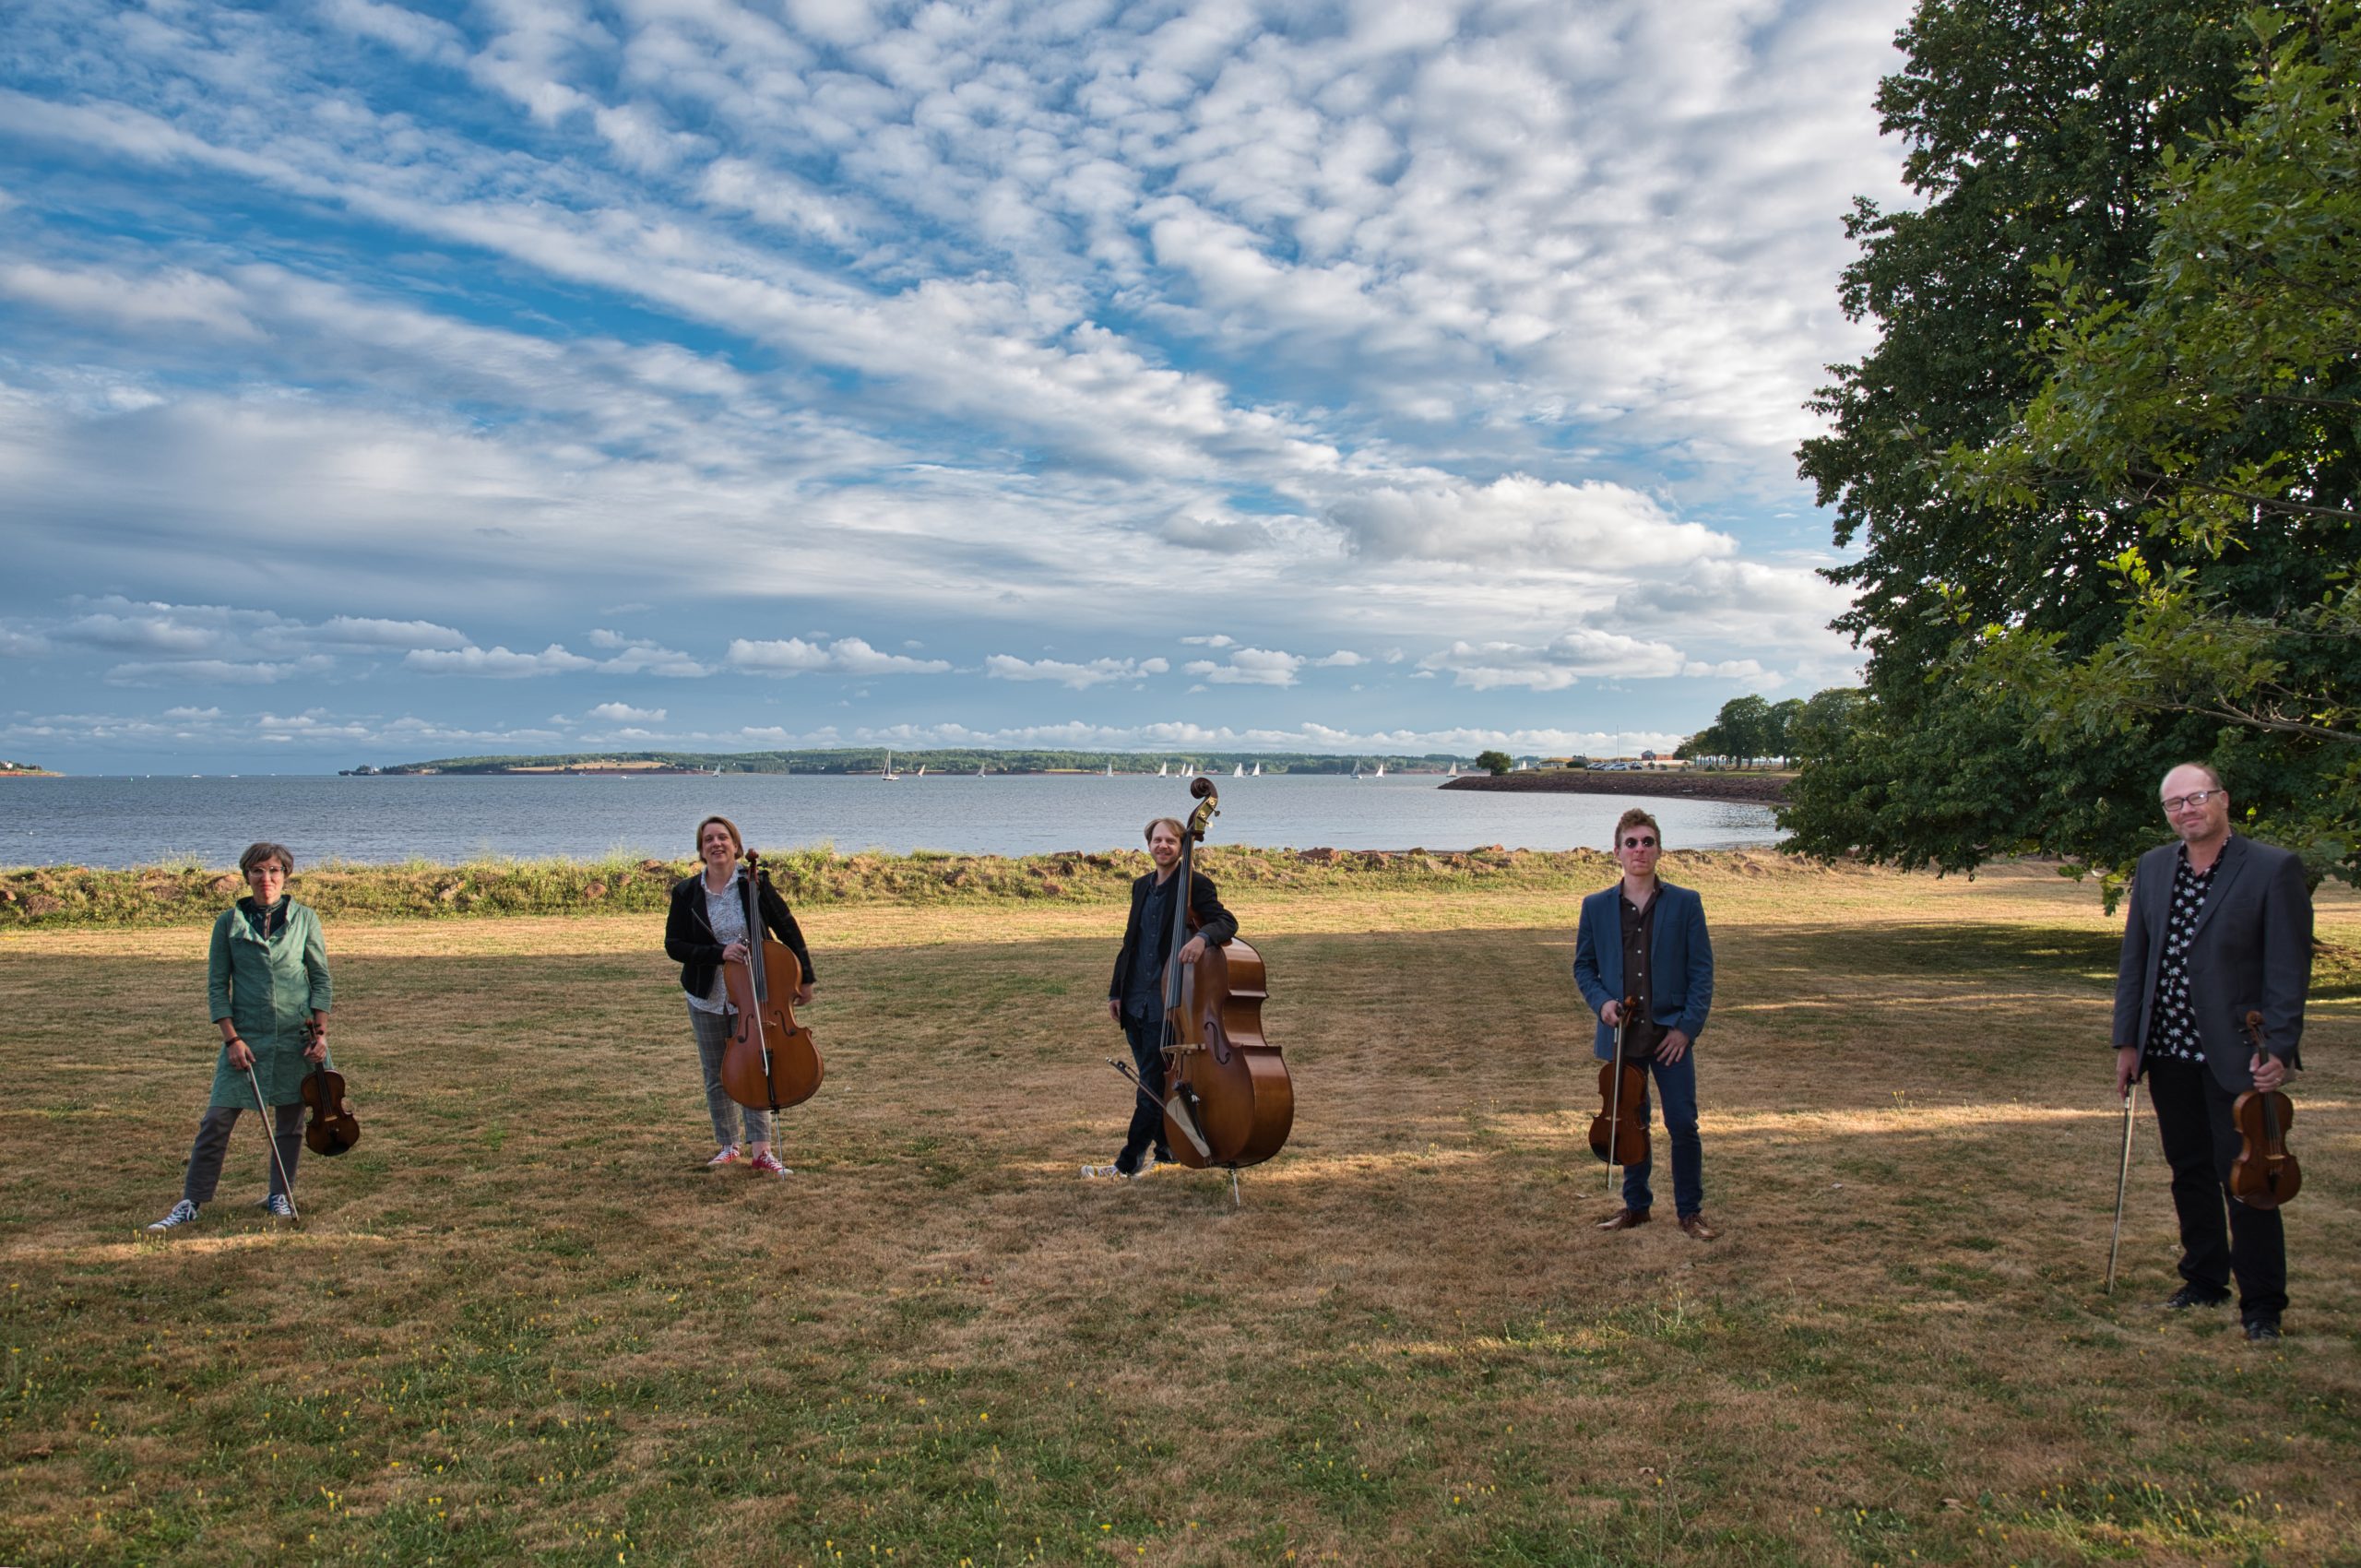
[[2111, 833, 2312, 1092]]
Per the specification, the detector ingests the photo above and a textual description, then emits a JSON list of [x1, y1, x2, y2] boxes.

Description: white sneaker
[[707, 1146, 742, 1168], [148, 1199, 200, 1231]]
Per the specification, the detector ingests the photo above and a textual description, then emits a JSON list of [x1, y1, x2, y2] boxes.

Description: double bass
[[718, 849, 824, 1115], [1156, 777, 1292, 1194]]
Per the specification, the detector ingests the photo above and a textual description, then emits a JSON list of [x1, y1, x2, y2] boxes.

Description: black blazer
[[1109, 869, 1237, 1004], [2112, 833, 2312, 1091], [666, 872, 817, 999]]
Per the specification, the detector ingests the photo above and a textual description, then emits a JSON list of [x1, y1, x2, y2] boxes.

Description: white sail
[[883, 750, 899, 780], [1157, 761, 1169, 777], [916, 764, 925, 777], [1233, 763, 1243, 777], [1373, 762, 1385, 778], [1252, 762, 1261, 776], [1105, 762, 1113, 777]]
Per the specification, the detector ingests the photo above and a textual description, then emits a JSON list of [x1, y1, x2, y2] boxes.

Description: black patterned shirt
[[2143, 845, 2221, 1063]]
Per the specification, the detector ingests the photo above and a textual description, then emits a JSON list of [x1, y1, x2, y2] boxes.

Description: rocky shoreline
[[1440, 770, 1788, 807]]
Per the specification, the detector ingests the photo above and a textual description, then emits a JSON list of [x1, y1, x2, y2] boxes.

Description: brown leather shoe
[[1678, 1213, 1719, 1241], [1595, 1206, 1651, 1230]]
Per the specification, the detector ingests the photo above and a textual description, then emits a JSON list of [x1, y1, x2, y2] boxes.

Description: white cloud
[[404, 644, 599, 677], [725, 636, 951, 677], [585, 701, 665, 721], [1418, 631, 1767, 691], [1312, 650, 1366, 668], [985, 653, 1170, 689], [1327, 475, 1733, 570], [1181, 647, 1306, 686]]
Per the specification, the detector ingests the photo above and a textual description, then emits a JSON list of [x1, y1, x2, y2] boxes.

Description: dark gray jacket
[[2112, 833, 2312, 1092]]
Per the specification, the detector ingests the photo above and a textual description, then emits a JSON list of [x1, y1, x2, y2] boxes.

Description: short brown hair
[[238, 841, 294, 875], [1145, 816, 1186, 845], [694, 814, 743, 855], [1612, 808, 1661, 848]]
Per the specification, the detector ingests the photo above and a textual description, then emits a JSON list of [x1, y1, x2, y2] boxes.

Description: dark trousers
[[183, 1102, 304, 1205], [1119, 1011, 1175, 1170], [1615, 1045, 1703, 1219], [2145, 1054, 2287, 1318]]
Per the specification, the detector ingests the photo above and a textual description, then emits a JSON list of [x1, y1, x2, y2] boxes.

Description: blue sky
[[0, 0, 1912, 772]]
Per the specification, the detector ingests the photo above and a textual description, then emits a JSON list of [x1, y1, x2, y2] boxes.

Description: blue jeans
[[1616, 1049, 1703, 1218]]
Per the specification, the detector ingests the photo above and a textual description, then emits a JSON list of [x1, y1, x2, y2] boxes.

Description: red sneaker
[[749, 1151, 790, 1178]]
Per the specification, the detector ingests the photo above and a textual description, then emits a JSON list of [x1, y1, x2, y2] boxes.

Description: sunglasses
[[1620, 836, 1658, 849]]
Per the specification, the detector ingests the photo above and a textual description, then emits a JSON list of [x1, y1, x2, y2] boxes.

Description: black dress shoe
[[2245, 1316, 2283, 1343], [2163, 1283, 2231, 1310]]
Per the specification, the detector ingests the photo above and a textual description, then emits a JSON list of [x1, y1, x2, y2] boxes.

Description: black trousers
[[2145, 1054, 2287, 1318], [1119, 1011, 1175, 1170]]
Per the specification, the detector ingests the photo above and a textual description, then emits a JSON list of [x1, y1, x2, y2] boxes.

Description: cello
[[1155, 777, 1292, 1200], [718, 849, 824, 1115]]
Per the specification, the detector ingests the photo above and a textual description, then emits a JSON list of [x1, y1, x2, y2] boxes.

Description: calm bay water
[[3, 772, 1783, 868]]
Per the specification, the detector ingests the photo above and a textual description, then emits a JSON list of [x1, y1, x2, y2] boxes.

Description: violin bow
[[2104, 1079, 2138, 1294], [244, 1061, 301, 1226], [1603, 995, 1637, 1193]]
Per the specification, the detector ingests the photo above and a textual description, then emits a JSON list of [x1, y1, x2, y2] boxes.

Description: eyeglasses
[[1620, 836, 1658, 849], [2161, 789, 2224, 814]]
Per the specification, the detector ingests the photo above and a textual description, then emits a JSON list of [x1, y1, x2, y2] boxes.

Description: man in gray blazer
[[2112, 761, 2313, 1341]]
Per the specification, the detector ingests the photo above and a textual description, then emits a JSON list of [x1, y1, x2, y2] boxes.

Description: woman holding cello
[[665, 814, 816, 1177]]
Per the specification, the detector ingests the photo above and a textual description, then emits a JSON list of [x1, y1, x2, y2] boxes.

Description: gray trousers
[[688, 1003, 775, 1147], [183, 1102, 304, 1204]]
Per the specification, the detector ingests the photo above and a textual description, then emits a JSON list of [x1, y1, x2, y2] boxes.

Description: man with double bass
[[1573, 807, 1718, 1239], [2113, 762, 2313, 1342], [1097, 814, 1236, 1180]]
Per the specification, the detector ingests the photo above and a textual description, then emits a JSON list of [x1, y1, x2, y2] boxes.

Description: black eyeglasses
[[1621, 836, 1658, 849], [2161, 789, 2223, 814]]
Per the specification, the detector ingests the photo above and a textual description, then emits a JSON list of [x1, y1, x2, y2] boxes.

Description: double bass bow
[[718, 849, 824, 1115], [2228, 1009, 2300, 1209], [1139, 776, 1292, 1201]]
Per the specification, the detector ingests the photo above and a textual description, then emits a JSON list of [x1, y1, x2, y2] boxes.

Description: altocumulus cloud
[[985, 654, 1170, 689], [725, 638, 952, 677]]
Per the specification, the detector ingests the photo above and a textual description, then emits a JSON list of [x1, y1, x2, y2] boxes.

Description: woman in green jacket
[[148, 841, 333, 1230]]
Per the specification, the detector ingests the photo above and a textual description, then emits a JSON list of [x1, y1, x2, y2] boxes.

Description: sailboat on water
[[1232, 763, 1244, 778], [1373, 762, 1385, 778], [1157, 761, 1169, 777], [882, 750, 900, 781], [916, 764, 926, 777], [1104, 762, 1114, 778], [1252, 762, 1261, 776]]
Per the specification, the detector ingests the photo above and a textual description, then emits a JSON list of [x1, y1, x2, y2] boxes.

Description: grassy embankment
[[2, 856, 2356, 1566]]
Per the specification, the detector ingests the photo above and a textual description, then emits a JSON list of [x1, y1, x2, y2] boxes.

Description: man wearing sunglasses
[[1572, 807, 1718, 1239], [2112, 762, 2313, 1342]]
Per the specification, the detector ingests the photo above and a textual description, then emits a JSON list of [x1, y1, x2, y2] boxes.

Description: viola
[[2228, 1009, 2300, 1209], [1157, 777, 1292, 1184], [300, 1023, 359, 1157], [1589, 994, 1647, 1174], [718, 849, 824, 1113]]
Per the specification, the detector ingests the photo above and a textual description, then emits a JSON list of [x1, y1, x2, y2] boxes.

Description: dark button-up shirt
[[1123, 873, 1178, 1019], [1620, 885, 1660, 1042], [2144, 845, 2219, 1063]]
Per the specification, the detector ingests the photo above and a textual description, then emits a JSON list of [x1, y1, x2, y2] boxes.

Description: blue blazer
[[1572, 880, 1714, 1059]]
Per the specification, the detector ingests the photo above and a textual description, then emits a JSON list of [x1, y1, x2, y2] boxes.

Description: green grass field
[[2, 858, 2355, 1566]]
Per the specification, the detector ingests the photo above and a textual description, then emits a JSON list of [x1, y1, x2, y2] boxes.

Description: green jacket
[[207, 898, 333, 1110]]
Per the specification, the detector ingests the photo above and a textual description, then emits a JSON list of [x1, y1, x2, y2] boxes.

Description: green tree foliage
[[1786, 0, 2279, 891], [1476, 749, 1515, 777], [1785, 689, 1868, 763], [1949, 2, 2359, 879]]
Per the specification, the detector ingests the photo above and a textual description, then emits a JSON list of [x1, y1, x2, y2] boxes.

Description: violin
[[300, 1022, 359, 1157], [1157, 778, 1292, 1182], [2228, 1009, 2300, 1208], [718, 849, 824, 1113], [1589, 993, 1647, 1175]]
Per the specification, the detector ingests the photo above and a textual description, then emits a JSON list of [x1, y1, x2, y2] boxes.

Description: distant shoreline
[[1441, 771, 1788, 807]]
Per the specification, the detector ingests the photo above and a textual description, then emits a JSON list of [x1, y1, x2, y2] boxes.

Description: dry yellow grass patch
[[0, 860, 2355, 1566]]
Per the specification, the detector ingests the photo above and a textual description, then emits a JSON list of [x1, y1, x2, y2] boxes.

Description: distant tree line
[[358, 748, 1470, 777]]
